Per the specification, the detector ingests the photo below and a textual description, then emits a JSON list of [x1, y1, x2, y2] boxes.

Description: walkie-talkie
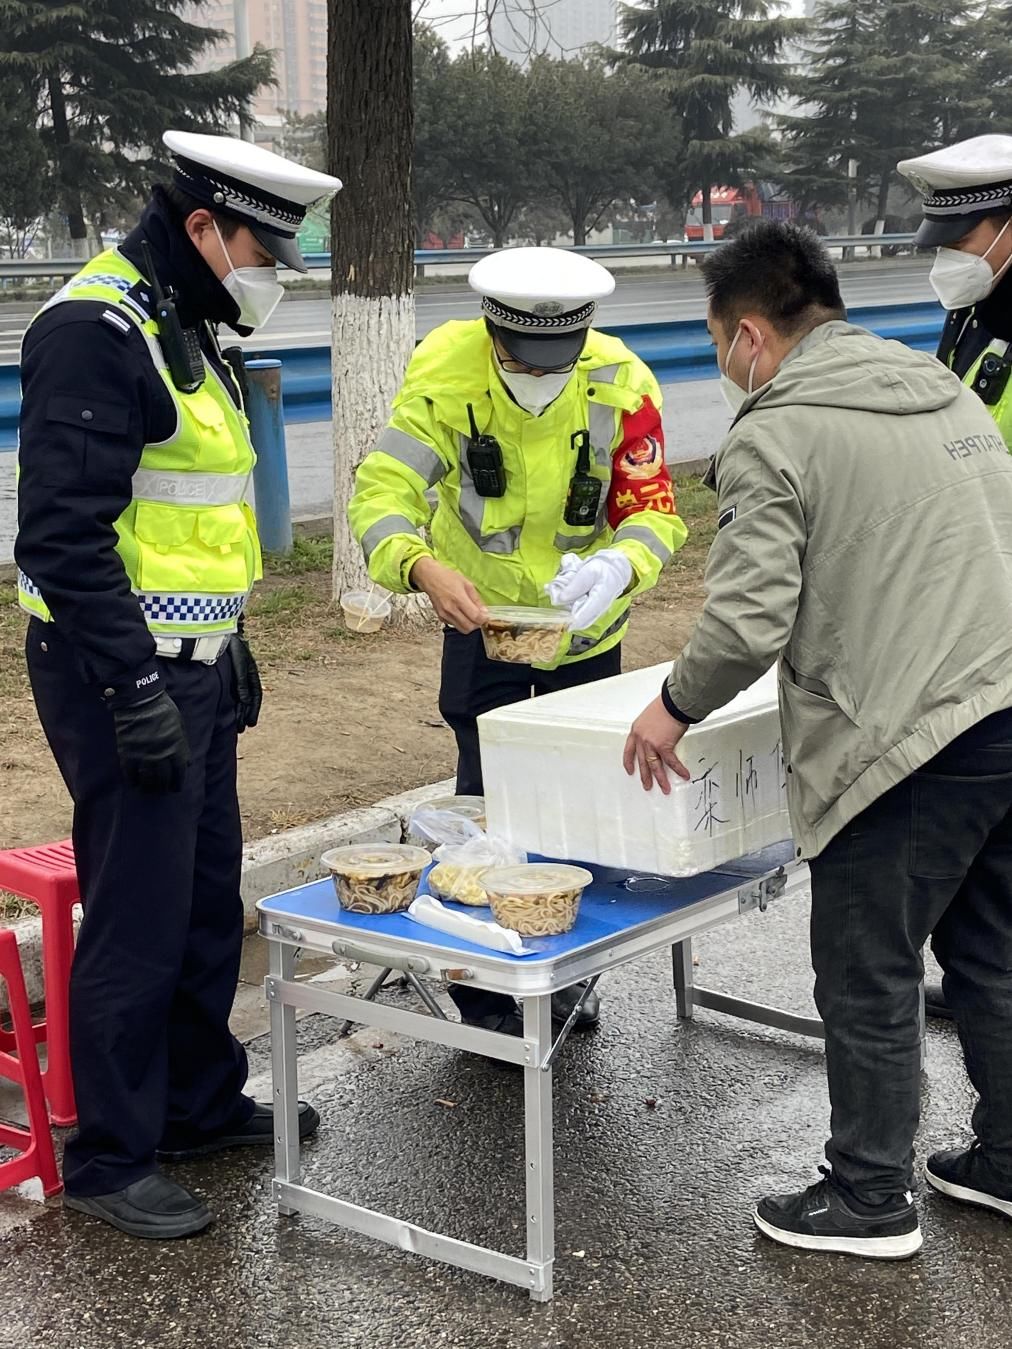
[[466, 402, 507, 498], [141, 240, 204, 393], [564, 429, 603, 527]]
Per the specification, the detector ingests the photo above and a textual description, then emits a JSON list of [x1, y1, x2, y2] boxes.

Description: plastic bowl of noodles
[[481, 863, 594, 937], [480, 607, 570, 665], [321, 844, 429, 914]]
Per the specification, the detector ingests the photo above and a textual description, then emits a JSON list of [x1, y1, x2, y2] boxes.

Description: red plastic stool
[[0, 841, 78, 1126], [0, 929, 62, 1197]]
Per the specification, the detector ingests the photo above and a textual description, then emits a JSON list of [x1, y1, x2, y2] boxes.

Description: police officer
[[899, 134, 1012, 1019], [15, 132, 341, 1238], [349, 247, 687, 1037]]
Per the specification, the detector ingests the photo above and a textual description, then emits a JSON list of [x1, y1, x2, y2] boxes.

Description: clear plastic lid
[[482, 606, 571, 629], [481, 863, 593, 897], [321, 844, 430, 877], [424, 795, 486, 820]]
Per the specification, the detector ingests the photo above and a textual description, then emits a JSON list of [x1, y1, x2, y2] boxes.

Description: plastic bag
[[409, 808, 526, 907]]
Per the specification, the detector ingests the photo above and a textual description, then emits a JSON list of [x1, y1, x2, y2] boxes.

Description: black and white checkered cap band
[[481, 295, 596, 333], [173, 158, 304, 236], [923, 179, 1012, 217]]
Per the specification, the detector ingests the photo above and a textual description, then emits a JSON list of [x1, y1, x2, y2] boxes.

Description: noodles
[[488, 888, 582, 936], [427, 860, 491, 907], [321, 844, 429, 915], [332, 868, 420, 914], [481, 863, 593, 936], [481, 619, 564, 665]]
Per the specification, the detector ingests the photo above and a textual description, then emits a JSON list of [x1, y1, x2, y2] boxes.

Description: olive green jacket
[[667, 321, 1012, 858]]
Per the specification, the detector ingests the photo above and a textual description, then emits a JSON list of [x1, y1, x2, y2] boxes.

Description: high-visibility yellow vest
[[17, 248, 262, 636], [953, 337, 1012, 450], [349, 319, 687, 667]]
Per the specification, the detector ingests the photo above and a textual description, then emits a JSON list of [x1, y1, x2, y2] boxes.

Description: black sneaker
[[925, 1144, 1012, 1219], [754, 1168, 922, 1259]]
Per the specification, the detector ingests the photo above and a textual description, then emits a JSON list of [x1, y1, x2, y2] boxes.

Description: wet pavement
[[1, 881, 1009, 1349]]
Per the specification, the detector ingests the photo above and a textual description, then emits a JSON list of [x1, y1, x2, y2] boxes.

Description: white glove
[[545, 550, 634, 632]]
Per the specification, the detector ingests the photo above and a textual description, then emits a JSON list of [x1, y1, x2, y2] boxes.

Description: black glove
[[228, 633, 263, 733], [112, 692, 190, 794]]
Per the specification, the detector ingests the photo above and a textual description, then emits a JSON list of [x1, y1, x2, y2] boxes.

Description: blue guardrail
[[0, 302, 945, 452]]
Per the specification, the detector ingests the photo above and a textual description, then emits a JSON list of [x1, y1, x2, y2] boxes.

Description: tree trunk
[[573, 215, 587, 247], [875, 168, 891, 230], [328, 0, 427, 626], [701, 184, 714, 245], [47, 73, 89, 255]]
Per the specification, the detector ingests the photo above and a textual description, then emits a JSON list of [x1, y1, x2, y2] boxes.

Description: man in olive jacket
[[626, 220, 1012, 1260]]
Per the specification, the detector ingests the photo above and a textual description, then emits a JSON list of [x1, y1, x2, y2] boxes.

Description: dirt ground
[[0, 475, 714, 853]]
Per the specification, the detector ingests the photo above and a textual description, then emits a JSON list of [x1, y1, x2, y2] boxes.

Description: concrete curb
[[4, 777, 456, 1011]]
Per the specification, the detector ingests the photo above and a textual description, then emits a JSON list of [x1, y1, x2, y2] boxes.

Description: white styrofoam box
[[479, 663, 790, 877]]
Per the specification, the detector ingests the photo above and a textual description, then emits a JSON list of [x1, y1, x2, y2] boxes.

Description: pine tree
[[779, 0, 989, 226], [617, 0, 805, 240], [0, 0, 273, 253]]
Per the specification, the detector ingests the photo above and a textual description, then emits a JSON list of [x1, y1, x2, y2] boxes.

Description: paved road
[[0, 259, 935, 361], [1, 874, 1007, 1349]]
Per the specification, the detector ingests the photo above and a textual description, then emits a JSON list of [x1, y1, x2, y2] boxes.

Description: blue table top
[[258, 841, 795, 968]]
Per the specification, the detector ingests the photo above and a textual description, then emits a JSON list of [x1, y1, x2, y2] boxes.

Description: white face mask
[[495, 354, 574, 416], [930, 218, 1012, 310], [719, 327, 762, 413], [214, 221, 285, 329]]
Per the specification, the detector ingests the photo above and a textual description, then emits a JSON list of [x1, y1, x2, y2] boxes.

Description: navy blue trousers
[[26, 619, 252, 1196]]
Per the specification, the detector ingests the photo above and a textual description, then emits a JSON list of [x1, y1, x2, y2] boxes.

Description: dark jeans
[[438, 628, 621, 1019], [809, 707, 1012, 1201], [26, 619, 252, 1196], [438, 628, 622, 795]]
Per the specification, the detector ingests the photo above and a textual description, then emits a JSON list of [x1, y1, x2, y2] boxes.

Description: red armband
[[606, 396, 677, 528]]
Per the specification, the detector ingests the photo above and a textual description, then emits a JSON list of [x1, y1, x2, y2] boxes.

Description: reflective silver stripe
[[377, 427, 446, 487], [132, 468, 250, 506], [613, 522, 673, 565], [588, 364, 619, 385], [588, 397, 616, 470], [569, 609, 629, 656], [456, 431, 521, 555], [361, 515, 420, 560]]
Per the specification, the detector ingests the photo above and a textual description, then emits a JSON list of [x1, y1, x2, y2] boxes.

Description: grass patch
[[671, 471, 717, 572], [252, 585, 311, 619], [263, 533, 333, 577], [0, 890, 36, 920]]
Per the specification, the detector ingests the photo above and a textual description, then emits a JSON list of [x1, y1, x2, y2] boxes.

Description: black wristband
[[660, 680, 700, 726]]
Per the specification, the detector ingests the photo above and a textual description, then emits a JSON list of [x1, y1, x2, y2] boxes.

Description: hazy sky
[[416, 0, 808, 49]]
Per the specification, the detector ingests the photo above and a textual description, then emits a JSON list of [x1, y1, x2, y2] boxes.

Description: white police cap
[[469, 246, 615, 370], [163, 131, 342, 273], [898, 135, 1012, 248]]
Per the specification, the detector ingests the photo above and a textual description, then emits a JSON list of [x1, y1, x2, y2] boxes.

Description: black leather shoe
[[157, 1100, 320, 1161], [924, 982, 954, 1021], [551, 981, 600, 1029], [63, 1173, 211, 1240]]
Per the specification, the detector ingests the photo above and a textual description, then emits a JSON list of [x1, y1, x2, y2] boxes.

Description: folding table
[[258, 841, 811, 1300]]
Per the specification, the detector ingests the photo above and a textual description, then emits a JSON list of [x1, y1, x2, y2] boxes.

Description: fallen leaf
[[435, 1098, 457, 1108], [644, 1097, 658, 1110], [590, 1093, 610, 1104], [571, 1250, 586, 1259]]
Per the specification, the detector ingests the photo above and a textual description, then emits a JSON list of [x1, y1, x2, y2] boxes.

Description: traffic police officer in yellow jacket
[[350, 247, 687, 1035], [15, 132, 341, 1238], [899, 134, 1012, 1021], [899, 135, 1012, 448]]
